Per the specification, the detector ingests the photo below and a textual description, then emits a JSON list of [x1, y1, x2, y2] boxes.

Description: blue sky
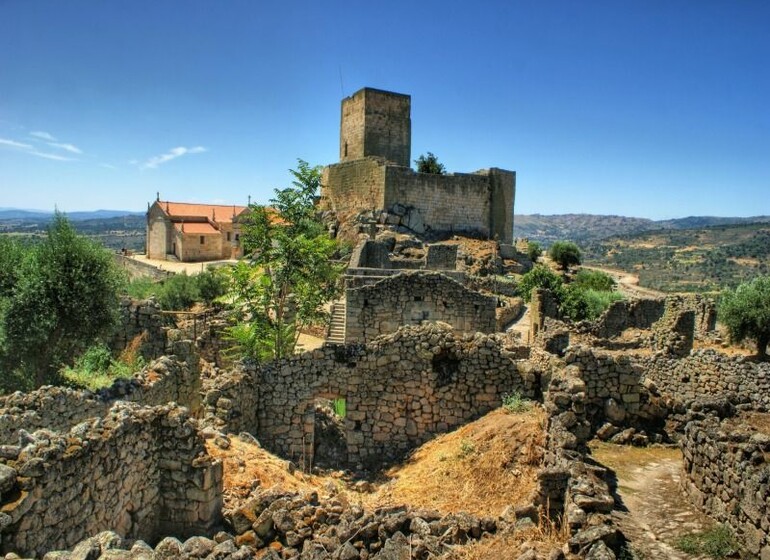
[[1, 1, 768, 219]]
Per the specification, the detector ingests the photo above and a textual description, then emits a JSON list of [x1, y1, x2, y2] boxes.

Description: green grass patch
[[61, 340, 145, 391], [502, 391, 532, 414], [674, 525, 738, 559]]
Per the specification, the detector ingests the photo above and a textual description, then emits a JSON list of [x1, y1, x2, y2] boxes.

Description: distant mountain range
[[0, 208, 143, 221], [513, 214, 770, 244]]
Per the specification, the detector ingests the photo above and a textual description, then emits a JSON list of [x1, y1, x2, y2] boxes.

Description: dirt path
[[506, 304, 531, 343], [591, 444, 714, 559]]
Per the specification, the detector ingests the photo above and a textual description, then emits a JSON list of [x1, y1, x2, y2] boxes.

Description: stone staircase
[[327, 300, 346, 344]]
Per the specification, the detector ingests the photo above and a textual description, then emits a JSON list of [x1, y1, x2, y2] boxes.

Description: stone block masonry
[[345, 271, 497, 343], [212, 323, 538, 469], [0, 402, 222, 557], [682, 413, 770, 558]]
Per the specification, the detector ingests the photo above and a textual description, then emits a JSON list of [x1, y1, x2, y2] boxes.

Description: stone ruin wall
[[345, 272, 497, 343], [0, 402, 222, 557], [204, 323, 536, 469], [682, 414, 770, 559], [0, 340, 201, 445], [108, 297, 168, 360]]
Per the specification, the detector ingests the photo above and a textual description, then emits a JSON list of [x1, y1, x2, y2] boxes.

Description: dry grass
[[206, 437, 341, 511], [589, 441, 680, 480], [365, 407, 547, 517], [444, 520, 567, 560], [724, 411, 770, 436]]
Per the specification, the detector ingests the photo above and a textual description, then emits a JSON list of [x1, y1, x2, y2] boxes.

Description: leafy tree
[[517, 265, 563, 302], [549, 241, 582, 270], [223, 160, 343, 362], [414, 152, 446, 175], [718, 276, 770, 359], [0, 214, 123, 388], [526, 241, 542, 262]]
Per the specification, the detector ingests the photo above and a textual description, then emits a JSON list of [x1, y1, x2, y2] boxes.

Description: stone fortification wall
[[214, 323, 537, 468], [0, 402, 222, 557], [384, 167, 491, 237], [345, 272, 497, 343], [114, 254, 173, 281], [682, 413, 770, 559], [109, 297, 168, 359], [640, 350, 770, 410], [0, 341, 202, 445], [320, 157, 387, 216]]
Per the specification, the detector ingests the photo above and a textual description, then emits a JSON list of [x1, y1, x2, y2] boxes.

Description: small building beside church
[[146, 199, 248, 262]]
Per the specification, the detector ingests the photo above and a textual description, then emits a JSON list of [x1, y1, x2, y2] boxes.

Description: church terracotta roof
[[158, 201, 247, 223], [173, 222, 219, 234]]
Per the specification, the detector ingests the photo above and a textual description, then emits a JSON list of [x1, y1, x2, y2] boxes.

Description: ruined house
[[145, 199, 247, 262], [320, 87, 516, 244]]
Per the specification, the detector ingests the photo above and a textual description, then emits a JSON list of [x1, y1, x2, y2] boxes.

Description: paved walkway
[[592, 445, 714, 559], [128, 254, 238, 275]]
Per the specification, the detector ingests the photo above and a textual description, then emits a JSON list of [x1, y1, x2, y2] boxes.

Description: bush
[[61, 339, 145, 391], [124, 277, 160, 300], [561, 286, 624, 322], [196, 269, 228, 305], [517, 265, 563, 302], [157, 273, 199, 310], [573, 269, 616, 292], [526, 241, 542, 262], [549, 241, 581, 270]]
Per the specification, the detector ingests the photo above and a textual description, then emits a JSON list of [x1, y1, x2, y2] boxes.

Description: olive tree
[[718, 276, 770, 359], [549, 241, 582, 270]]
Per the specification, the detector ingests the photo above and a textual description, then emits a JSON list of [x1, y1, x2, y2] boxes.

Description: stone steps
[[327, 300, 346, 344]]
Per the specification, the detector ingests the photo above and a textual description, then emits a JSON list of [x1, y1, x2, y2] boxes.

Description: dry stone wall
[[682, 413, 770, 558], [0, 340, 202, 445], [0, 402, 222, 558], [208, 323, 537, 468], [640, 350, 770, 410], [345, 272, 497, 343], [108, 297, 167, 360]]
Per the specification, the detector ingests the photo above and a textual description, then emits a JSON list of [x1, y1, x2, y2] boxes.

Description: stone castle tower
[[340, 88, 411, 167], [322, 87, 516, 244]]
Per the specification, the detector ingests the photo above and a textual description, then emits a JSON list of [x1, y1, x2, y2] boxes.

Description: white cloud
[[0, 138, 33, 150], [30, 151, 73, 161], [48, 142, 82, 154], [142, 146, 207, 169], [29, 131, 57, 141]]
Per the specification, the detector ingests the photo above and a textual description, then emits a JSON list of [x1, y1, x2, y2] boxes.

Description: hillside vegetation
[[514, 214, 770, 244], [583, 223, 770, 293]]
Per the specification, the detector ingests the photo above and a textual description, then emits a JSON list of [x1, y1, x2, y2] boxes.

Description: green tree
[[517, 265, 563, 302], [718, 276, 770, 359], [526, 241, 542, 262], [223, 160, 343, 362], [573, 269, 615, 292], [549, 241, 582, 270], [0, 214, 123, 388], [414, 152, 446, 174]]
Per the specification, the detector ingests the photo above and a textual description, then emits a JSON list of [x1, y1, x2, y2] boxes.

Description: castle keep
[[321, 88, 516, 244]]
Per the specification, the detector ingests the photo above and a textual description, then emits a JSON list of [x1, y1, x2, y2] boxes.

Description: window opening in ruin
[[432, 351, 460, 387], [235, 233, 240, 241], [344, 142, 348, 157], [227, 231, 231, 242], [311, 397, 348, 469], [200, 235, 204, 244]]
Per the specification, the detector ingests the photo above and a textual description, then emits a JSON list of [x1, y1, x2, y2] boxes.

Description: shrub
[[718, 275, 770, 359], [61, 339, 144, 391], [573, 269, 616, 292], [561, 286, 624, 322], [157, 273, 199, 310], [124, 277, 160, 300], [526, 241, 542, 262], [196, 269, 228, 305]]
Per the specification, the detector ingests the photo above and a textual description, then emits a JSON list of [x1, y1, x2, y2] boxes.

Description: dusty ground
[[207, 407, 553, 558], [590, 442, 715, 559], [128, 254, 238, 275]]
